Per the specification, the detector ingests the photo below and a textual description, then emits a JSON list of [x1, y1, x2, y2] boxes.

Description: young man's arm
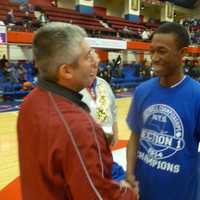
[[112, 121, 118, 146], [126, 133, 140, 187]]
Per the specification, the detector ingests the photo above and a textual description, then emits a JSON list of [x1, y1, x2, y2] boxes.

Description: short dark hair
[[153, 22, 190, 49]]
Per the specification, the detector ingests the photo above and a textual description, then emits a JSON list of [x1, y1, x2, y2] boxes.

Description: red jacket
[[17, 80, 136, 200]]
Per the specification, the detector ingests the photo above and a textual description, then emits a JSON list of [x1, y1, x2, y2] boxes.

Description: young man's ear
[[58, 64, 73, 80], [178, 47, 187, 60], [179, 47, 187, 56]]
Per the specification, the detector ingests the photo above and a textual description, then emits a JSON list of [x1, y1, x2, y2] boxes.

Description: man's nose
[[91, 52, 100, 66]]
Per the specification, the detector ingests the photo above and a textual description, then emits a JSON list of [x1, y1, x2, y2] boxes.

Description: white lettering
[[141, 130, 173, 147], [138, 151, 180, 174], [152, 114, 167, 122]]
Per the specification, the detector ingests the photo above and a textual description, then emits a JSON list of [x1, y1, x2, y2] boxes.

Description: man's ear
[[179, 47, 187, 60], [58, 64, 73, 80]]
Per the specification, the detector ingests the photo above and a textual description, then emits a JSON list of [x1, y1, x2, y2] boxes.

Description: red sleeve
[[58, 109, 136, 200]]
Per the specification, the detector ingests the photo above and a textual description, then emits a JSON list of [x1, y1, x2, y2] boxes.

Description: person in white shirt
[[80, 51, 118, 146]]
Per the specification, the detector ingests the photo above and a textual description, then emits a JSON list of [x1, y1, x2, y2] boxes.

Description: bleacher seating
[[0, 1, 157, 38], [0, 1, 156, 99], [0, 62, 35, 100], [0, 3, 36, 23], [42, 6, 117, 35], [110, 66, 146, 90]]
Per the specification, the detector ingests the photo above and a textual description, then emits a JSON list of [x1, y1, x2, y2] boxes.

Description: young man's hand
[[111, 134, 118, 146], [125, 174, 140, 199]]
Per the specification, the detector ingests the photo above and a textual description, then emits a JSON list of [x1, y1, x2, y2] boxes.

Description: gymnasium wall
[[108, 51, 123, 63], [122, 50, 137, 63], [141, 4, 161, 22], [94, 0, 125, 17], [7, 0, 52, 6], [192, 3, 200, 17], [30, 0, 52, 6], [9, 45, 33, 60], [57, 0, 75, 10], [2, 45, 33, 60]]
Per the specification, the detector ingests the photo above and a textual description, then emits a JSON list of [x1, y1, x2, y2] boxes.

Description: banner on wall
[[0, 26, 7, 44], [77, 0, 93, 7], [0, 26, 7, 57], [86, 37, 127, 50], [166, 2, 174, 19], [131, 0, 139, 11]]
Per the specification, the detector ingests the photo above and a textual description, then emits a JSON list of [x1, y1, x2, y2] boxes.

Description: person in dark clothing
[[0, 54, 8, 69], [4, 9, 16, 25], [21, 12, 32, 31]]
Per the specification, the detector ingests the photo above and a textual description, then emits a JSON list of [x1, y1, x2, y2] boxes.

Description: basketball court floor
[[0, 97, 132, 199]]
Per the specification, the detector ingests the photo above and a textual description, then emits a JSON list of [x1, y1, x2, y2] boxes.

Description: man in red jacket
[[17, 22, 138, 200]]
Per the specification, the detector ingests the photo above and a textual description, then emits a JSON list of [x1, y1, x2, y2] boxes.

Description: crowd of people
[[3, 1, 200, 46], [0, 55, 36, 84], [90, 20, 154, 41], [3, 3, 48, 31], [181, 17, 200, 44], [0, 55, 37, 96], [0, 1, 158, 41]]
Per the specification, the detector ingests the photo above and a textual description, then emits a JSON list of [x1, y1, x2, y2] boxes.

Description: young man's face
[[150, 33, 183, 77]]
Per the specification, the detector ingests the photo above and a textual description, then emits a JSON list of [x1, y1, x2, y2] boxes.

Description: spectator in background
[[190, 60, 200, 80], [123, 26, 133, 38], [101, 68, 111, 83], [111, 56, 124, 78], [80, 53, 119, 146], [21, 81, 33, 91], [35, 10, 49, 27], [22, 12, 32, 31], [19, 3, 34, 13], [51, 0, 57, 7], [123, 26, 132, 33], [0, 54, 8, 70], [80, 53, 128, 183], [132, 61, 142, 77], [116, 31, 121, 39], [9, 63, 20, 83], [0, 21, 4, 25], [4, 9, 16, 26], [17, 63, 26, 83], [140, 60, 152, 79], [98, 61, 112, 83], [115, 55, 122, 66], [40, 11, 49, 25], [141, 30, 150, 41], [0, 54, 9, 80]]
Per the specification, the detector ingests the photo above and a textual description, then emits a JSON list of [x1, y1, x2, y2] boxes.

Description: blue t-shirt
[[127, 76, 200, 200]]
